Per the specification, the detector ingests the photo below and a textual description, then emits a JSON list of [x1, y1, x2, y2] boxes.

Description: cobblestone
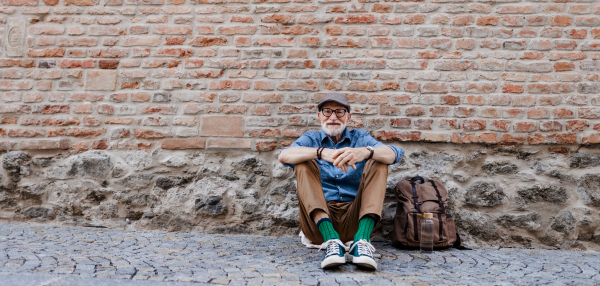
[[0, 222, 598, 286]]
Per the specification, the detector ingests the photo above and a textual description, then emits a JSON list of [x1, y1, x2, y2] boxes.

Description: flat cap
[[317, 93, 350, 112]]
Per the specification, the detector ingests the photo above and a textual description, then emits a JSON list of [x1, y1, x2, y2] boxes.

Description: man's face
[[318, 102, 351, 137]]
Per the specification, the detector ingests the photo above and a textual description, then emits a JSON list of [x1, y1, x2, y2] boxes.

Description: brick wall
[[1, 0, 600, 151]]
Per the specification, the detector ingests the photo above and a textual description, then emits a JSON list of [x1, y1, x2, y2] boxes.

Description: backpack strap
[[409, 176, 425, 184], [429, 180, 446, 213], [409, 179, 422, 213]]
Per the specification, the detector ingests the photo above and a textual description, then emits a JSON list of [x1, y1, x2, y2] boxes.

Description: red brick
[[91, 139, 108, 150], [500, 134, 526, 144], [72, 141, 89, 151], [414, 119, 433, 130], [528, 133, 577, 144], [245, 128, 283, 138], [390, 118, 411, 128], [161, 139, 205, 149], [550, 15, 572, 27], [1, 117, 18, 124], [58, 59, 95, 68], [463, 119, 486, 131], [371, 3, 392, 13], [218, 26, 258, 35], [430, 106, 451, 117], [69, 127, 106, 138], [335, 14, 377, 24], [2, 0, 38, 6], [514, 122, 537, 132], [491, 120, 511, 132], [42, 117, 80, 126], [261, 14, 295, 24], [0, 59, 35, 68], [133, 129, 171, 139], [27, 48, 65, 57], [539, 121, 562, 132], [553, 108, 575, 119], [64, 0, 95, 5], [439, 119, 458, 130], [454, 107, 476, 118], [527, 107, 550, 119], [554, 62, 575, 72], [404, 14, 425, 25], [566, 120, 589, 131], [452, 15, 474, 26], [477, 16, 499, 26], [282, 26, 317, 35], [189, 36, 228, 47], [105, 118, 135, 125], [8, 129, 46, 137], [451, 133, 498, 144], [405, 106, 425, 117], [140, 106, 178, 115], [375, 131, 421, 142], [254, 141, 277, 152], [582, 134, 600, 145]]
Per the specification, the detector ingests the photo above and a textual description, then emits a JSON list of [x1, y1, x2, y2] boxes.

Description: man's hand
[[322, 147, 369, 172]]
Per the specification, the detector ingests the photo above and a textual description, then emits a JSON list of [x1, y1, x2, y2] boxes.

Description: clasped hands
[[320, 147, 370, 172]]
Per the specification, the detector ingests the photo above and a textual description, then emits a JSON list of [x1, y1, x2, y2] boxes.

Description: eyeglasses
[[321, 108, 347, 118]]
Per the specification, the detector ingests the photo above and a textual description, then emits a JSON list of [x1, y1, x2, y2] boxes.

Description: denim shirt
[[280, 128, 404, 202]]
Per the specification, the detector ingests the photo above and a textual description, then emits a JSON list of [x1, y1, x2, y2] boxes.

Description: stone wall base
[[1, 143, 599, 251]]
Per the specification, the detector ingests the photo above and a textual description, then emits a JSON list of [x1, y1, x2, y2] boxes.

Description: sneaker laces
[[350, 239, 375, 257], [319, 239, 345, 256]]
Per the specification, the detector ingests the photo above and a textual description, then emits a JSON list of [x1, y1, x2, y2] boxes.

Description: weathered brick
[[200, 116, 243, 137], [21, 139, 70, 150], [451, 133, 498, 144], [85, 70, 117, 91], [161, 139, 205, 149], [206, 138, 251, 149], [134, 129, 171, 139]]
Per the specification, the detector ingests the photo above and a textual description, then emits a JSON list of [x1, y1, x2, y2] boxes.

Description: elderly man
[[278, 93, 404, 270]]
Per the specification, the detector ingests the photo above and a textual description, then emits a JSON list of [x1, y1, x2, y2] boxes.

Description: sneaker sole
[[348, 255, 377, 270], [321, 255, 346, 269]]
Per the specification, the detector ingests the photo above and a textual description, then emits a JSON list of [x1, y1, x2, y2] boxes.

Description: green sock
[[317, 218, 340, 242], [354, 216, 376, 242]]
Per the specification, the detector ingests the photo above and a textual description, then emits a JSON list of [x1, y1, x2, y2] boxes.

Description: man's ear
[[347, 113, 351, 121]]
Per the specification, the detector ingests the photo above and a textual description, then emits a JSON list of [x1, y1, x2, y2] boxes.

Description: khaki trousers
[[295, 160, 388, 244]]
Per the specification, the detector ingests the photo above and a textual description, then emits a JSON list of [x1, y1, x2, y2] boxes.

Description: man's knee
[[367, 160, 388, 175], [294, 160, 318, 175]]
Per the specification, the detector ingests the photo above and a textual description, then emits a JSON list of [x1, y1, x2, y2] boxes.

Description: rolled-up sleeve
[[362, 132, 405, 165], [278, 133, 316, 169], [384, 145, 404, 165]]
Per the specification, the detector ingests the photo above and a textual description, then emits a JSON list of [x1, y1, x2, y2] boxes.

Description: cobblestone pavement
[[0, 223, 599, 286]]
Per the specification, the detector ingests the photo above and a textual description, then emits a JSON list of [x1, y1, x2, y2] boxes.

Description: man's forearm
[[278, 147, 318, 165], [371, 146, 396, 165]]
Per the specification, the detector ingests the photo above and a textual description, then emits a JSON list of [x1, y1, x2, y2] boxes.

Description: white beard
[[322, 121, 346, 137]]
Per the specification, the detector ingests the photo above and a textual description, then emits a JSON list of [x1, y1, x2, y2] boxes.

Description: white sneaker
[[319, 239, 346, 269], [348, 239, 377, 270]]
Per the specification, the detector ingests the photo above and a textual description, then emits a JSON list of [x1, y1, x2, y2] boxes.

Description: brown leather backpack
[[390, 176, 462, 249]]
